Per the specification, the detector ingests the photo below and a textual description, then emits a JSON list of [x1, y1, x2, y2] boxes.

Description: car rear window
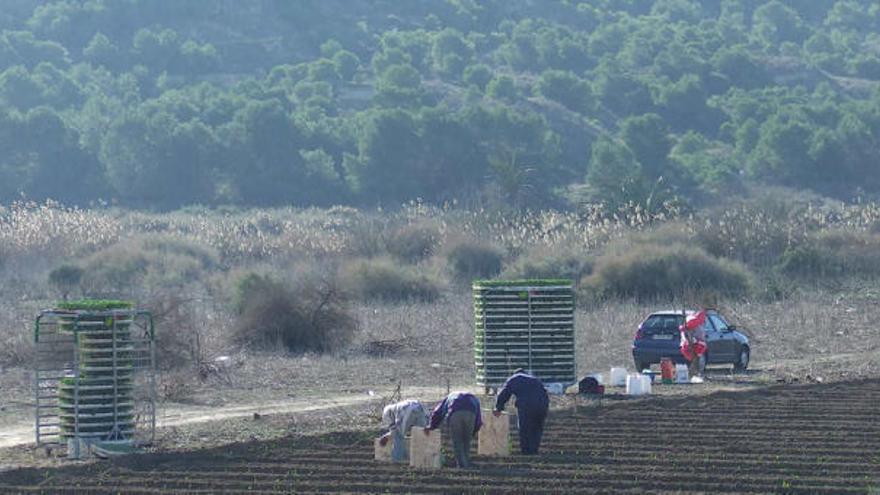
[[642, 314, 683, 331]]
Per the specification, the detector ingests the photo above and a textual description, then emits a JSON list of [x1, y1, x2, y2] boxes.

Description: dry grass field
[[2, 197, 880, 491]]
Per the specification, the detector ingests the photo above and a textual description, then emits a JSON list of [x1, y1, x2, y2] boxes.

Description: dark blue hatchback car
[[631, 310, 750, 373]]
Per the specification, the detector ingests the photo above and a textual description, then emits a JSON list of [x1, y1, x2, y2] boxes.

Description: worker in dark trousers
[[493, 368, 549, 455], [424, 391, 482, 468]]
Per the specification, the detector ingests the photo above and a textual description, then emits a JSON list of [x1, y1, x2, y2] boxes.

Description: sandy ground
[[0, 385, 475, 450]]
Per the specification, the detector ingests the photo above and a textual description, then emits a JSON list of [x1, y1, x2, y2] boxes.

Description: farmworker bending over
[[425, 391, 482, 468], [494, 368, 549, 455], [380, 399, 428, 462], [680, 310, 708, 378]]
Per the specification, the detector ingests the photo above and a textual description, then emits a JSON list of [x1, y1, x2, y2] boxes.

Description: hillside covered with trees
[[1, 0, 880, 210]]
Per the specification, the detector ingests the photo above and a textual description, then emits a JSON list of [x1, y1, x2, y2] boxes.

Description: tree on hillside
[[375, 64, 424, 107], [332, 50, 360, 81], [431, 28, 473, 78], [586, 137, 646, 208], [83, 33, 120, 69], [619, 113, 672, 181], [0, 66, 46, 110], [344, 109, 423, 204], [536, 70, 594, 114], [487, 74, 518, 101], [752, 1, 808, 47], [463, 63, 493, 90], [747, 112, 814, 186]]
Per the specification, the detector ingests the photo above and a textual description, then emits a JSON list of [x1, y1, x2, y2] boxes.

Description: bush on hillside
[[231, 271, 356, 353], [446, 241, 504, 282], [346, 215, 390, 258], [777, 231, 880, 280], [80, 234, 218, 292], [776, 245, 835, 279], [502, 250, 592, 282], [232, 272, 283, 313], [581, 244, 752, 301], [386, 223, 439, 263], [48, 264, 84, 297], [146, 293, 204, 369], [340, 258, 442, 302]]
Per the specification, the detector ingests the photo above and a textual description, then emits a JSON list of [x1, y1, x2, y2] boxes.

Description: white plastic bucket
[[675, 364, 689, 384], [610, 367, 628, 387], [545, 383, 565, 395], [626, 374, 652, 395]]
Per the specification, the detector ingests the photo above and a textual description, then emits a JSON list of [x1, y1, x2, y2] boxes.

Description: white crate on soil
[[373, 437, 393, 462], [626, 374, 652, 396], [409, 427, 441, 469], [478, 410, 510, 457]]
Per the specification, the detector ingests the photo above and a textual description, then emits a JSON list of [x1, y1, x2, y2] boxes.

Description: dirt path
[[3, 349, 875, 450], [0, 385, 471, 449]]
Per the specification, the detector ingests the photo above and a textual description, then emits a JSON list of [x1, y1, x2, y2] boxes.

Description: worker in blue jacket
[[493, 368, 549, 455]]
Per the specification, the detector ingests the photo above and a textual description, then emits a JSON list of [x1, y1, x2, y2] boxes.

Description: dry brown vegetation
[[2, 192, 880, 389]]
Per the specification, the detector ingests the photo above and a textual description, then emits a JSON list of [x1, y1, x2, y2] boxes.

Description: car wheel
[[634, 359, 649, 372], [734, 347, 750, 373]]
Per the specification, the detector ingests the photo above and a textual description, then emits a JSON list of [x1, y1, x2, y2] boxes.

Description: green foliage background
[[1, 0, 880, 210]]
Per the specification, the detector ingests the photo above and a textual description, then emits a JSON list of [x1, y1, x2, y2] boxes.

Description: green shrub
[[80, 235, 218, 292], [581, 245, 752, 301], [692, 200, 806, 267], [231, 271, 356, 353], [340, 258, 442, 302], [502, 250, 592, 282], [776, 245, 836, 279], [386, 223, 439, 263], [48, 264, 84, 297], [140, 235, 219, 270], [446, 241, 504, 282], [777, 231, 880, 280], [232, 272, 283, 314], [628, 222, 694, 247], [346, 216, 390, 258]]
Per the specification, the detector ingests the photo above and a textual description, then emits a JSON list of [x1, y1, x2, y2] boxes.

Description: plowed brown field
[[2, 380, 878, 494]]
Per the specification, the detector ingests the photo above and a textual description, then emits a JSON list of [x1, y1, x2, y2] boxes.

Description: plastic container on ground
[[675, 364, 689, 384], [660, 358, 675, 384], [545, 383, 565, 395], [610, 367, 628, 387], [626, 374, 652, 395]]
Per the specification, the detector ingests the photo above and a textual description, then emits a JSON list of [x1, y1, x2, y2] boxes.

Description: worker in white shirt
[[379, 399, 428, 462]]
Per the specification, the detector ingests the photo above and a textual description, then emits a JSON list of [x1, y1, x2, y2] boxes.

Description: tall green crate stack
[[474, 280, 576, 392]]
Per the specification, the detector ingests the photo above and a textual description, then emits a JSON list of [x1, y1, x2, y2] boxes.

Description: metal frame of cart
[[34, 308, 156, 453]]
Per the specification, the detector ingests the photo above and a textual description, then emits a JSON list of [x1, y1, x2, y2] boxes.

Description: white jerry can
[[610, 367, 628, 387], [675, 364, 690, 384]]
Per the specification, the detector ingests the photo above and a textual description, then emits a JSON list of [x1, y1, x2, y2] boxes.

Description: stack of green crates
[[474, 280, 576, 392], [56, 301, 136, 441]]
